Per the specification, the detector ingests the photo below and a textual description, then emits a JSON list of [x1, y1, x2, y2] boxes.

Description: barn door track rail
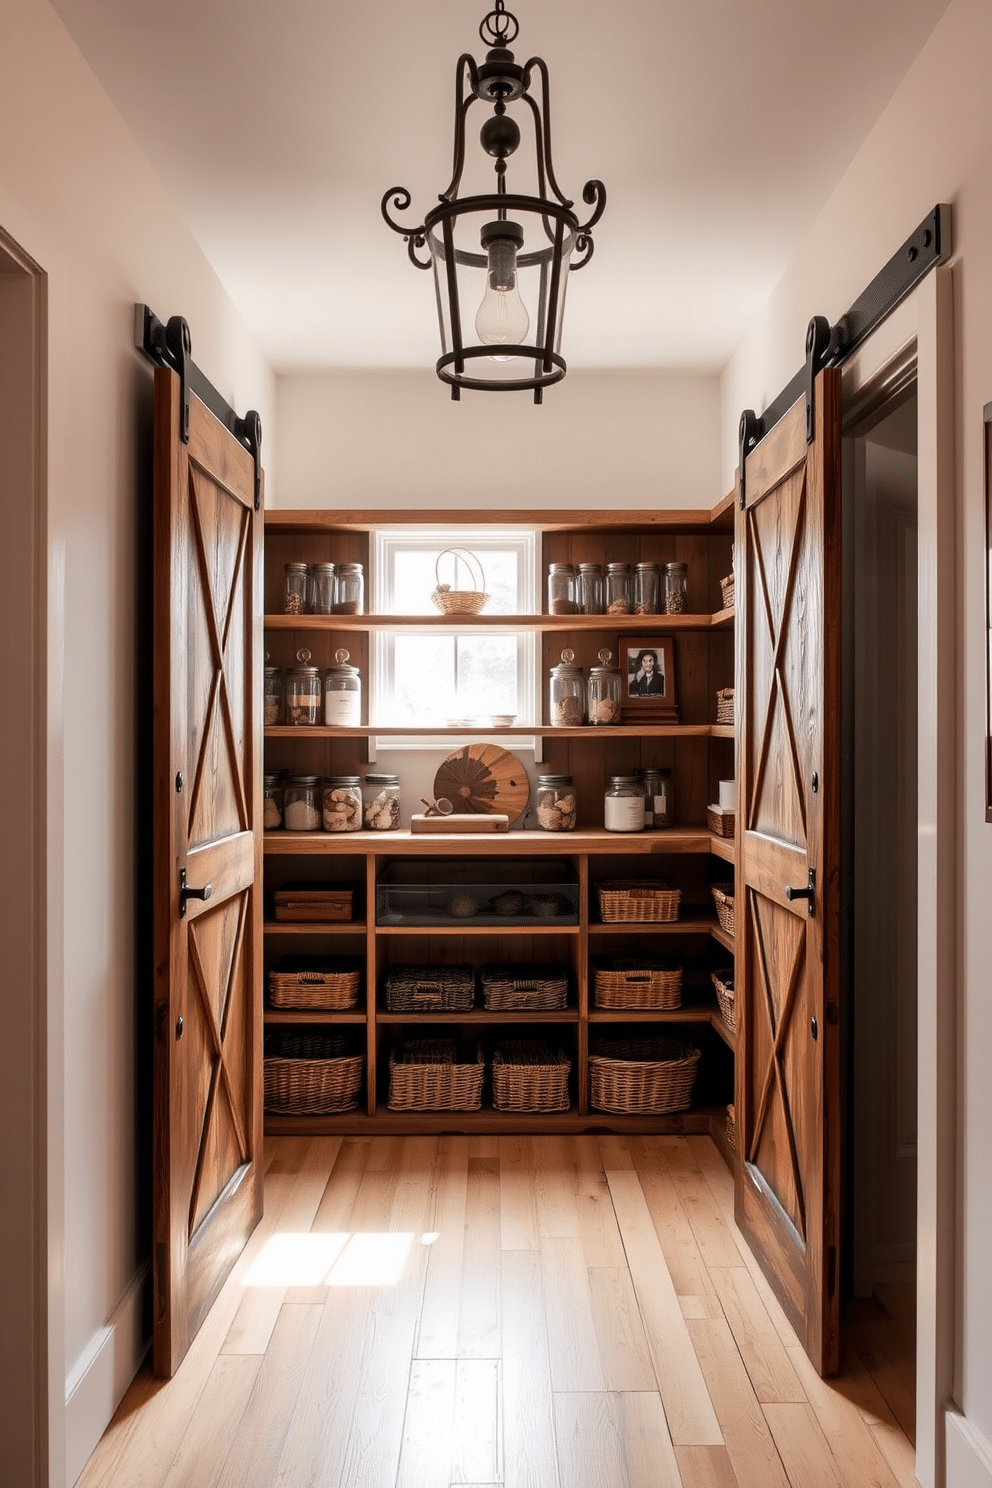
[[134, 304, 263, 510], [738, 203, 951, 506]]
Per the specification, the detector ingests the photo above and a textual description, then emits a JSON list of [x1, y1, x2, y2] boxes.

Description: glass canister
[[587, 648, 623, 726], [283, 774, 322, 831], [536, 773, 577, 831], [308, 562, 335, 615], [606, 561, 633, 614], [362, 773, 402, 830], [604, 774, 645, 832], [285, 649, 322, 725], [263, 664, 283, 727], [634, 562, 660, 615], [334, 563, 364, 615], [639, 767, 674, 828], [662, 561, 689, 614], [262, 773, 283, 830], [549, 648, 586, 727], [322, 775, 363, 832], [578, 562, 604, 614], [547, 562, 578, 615], [324, 648, 362, 726], [282, 561, 309, 615]]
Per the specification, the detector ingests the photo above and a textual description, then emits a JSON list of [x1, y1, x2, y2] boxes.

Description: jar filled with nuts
[[606, 561, 633, 614], [264, 665, 283, 727], [578, 562, 604, 614], [308, 562, 335, 615], [587, 649, 623, 725], [283, 561, 309, 615], [283, 775, 322, 831], [549, 648, 586, 727], [547, 562, 578, 615], [285, 650, 322, 725], [263, 773, 283, 830], [536, 773, 577, 831], [662, 562, 688, 614], [334, 563, 364, 614], [324, 648, 361, 726], [634, 562, 660, 615], [322, 775, 363, 832], [362, 773, 401, 830]]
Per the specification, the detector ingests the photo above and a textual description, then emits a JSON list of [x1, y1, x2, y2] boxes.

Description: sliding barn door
[[735, 368, 842, 1375], [152, 366, 264, 1377]]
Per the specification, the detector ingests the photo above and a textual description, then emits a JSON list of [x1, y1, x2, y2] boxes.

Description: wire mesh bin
[[492, 1041, 571, 1112], [592, 957, 682, 1011], [268, 956, 362, 1012], [588, 1037, 701, 1115], [387, 1040, 485, 1112], [480, 965, 569, 1012], [384, 964, 475, 1013], [263, 1034, 364, 1115], [376, 858, 579, 927]]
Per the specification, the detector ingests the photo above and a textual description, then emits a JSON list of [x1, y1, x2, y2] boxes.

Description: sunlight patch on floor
[[242, 1231, 418, 1287]]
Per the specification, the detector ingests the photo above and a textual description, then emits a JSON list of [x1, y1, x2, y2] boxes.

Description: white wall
[[0, 2, 276, 1483], [274, 367, 723, 511], [720, 1, 992, 1482]]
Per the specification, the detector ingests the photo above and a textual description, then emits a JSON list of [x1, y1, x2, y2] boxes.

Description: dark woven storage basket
[[711, 884, 735, 937], [263, 1034, 363, 1115], [596, 880, 681, 923], [592, 957, 682, 1011], [711, 969, 735, 1032], [268, 956, 362, 1011], [588, 1037, 701, 1115], [715, 688, 735, 724], [706, 805, 735, 838], [384, 964, 474, 1013], [719, 573, 735, 610], [492, 1041, 571, 1112], [387, 1040, 485, 1112], [726, 1103, 736, 1151], [481, 964, 568, 1012]]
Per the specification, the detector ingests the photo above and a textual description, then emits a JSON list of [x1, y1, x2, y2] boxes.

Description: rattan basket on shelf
[[588, 1037, 701, 1115], [384, 964, 474, 1013], [268, 957, 362, 1012], [719, 573, 735, 610], [430, 547, 489, 616], [592, 957, 682, 1010], [596, 880, 681, 924], [481, 965, 568, 1012], [706, 805, 735, 838], [711, 969, 735, 1032], [387, 1040, 485, 1112], [726, 1103, 736, 1151], [711, 884, 735, 937], [263, 1034, 363, 1115], [492, 1041, 571, 1112], [715, 687, 735, 724]]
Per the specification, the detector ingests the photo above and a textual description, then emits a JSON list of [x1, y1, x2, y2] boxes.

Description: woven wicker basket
[[706, 805, 735, 838], [593, 957, 683, 1010], [715, 687, 735, 725], [430, 548, 489, 616], [726, 1103, 736, 1151], [711, 969, 735, 1032], [387, 1040, 485, 1112], [385, 964, 474, 1013], [596, 880, 681, 923], [268, 957, 361, 1012], [481, 965, 568, 1012], [711, 884, 735, 937], [720, 573, 735, 610], [588, 1037, 701, 1115], [263, 1034, 363, 1115], [492, 1041, 571, 1112]]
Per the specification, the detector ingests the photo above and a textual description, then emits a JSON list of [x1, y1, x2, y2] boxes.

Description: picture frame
[[620, 635, 678, 723]]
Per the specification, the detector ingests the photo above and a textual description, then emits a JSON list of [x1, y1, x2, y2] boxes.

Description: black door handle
[[179, 868, 213, 917], [784, 868, 816, 916]]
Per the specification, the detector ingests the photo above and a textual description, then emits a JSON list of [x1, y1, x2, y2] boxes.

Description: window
[[371, 528, 538, 739]]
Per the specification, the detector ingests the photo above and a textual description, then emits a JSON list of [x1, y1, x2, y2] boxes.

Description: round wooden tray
[[433, 743, 530, 823]]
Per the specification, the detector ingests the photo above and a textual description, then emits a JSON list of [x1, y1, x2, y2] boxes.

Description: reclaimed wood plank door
[[152, 366, 264, 1377], [734, 368, 842, 1375]]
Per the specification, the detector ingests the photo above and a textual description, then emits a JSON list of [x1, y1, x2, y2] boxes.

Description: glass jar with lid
[[634, 562, 660, 615], [285, 649, 322, 725], [549, 648, 586, 727], [324, 648, 361, 726], [263, 664, 283, 727], [283, 774, 322, 831], [322, 775, 362, 832], [547, 562, 578, 615], [536, 773, 577, 831], [604, 774, 645, 832], [587, 649, 623, 726], [283, 561, 309, 615], [639, 767, 673, 828], [606, 561, 633, 614], [578, 562, 604, 614], [362, 773, 402, 830], [262, 773, 283, 830], [308, 562, 335, 615], [334, 563, 364, 615], [662, 562, 688, 614]]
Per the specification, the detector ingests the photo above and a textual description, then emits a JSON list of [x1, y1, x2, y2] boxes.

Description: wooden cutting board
[[410, 814, 510, 833], [433, 743, 530, 822]]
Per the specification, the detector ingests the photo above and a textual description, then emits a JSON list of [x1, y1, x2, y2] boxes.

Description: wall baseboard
[[65, 1263, 150, 1487], [946, 1408, 992, 1488]]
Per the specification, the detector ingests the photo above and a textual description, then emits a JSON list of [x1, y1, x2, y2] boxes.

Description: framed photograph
[[621, 636, 678, 722]]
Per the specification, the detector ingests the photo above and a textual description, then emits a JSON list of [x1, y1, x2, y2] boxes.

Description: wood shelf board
[[710, 724, 735, 739], [376, 1009, 579, 1024], [375, 923, 581, 937], [711, 925, 735, 954], [265, 611, 727, 633], [263, 919, 368, 934], [264, 1010, 367, 1025], [709, 835, 735, 864], [264, 508, 719, 535], [264, 722, 715, 739], [262, 1105, 723, 1137], [588, 916, 719, 936], [587, 1006, 719, 1026], [711, 1014, 736, 1050], [264, 828, 720, 857]]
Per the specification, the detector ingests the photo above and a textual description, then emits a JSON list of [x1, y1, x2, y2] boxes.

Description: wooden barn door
[[734, 368, 843, 1375], [152, 365, 264, 1377]]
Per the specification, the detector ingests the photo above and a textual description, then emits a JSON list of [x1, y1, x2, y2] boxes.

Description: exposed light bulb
[[475, 225, 529, 357]]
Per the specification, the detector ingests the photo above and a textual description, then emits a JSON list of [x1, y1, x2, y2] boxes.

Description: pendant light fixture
[[381, 0, 606, 403]]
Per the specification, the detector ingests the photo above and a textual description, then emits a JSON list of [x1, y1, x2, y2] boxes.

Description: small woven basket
[[263, 1034, 363, 1115], [588, 1037, 701, 1115], [596, 880, 681, 923], [387, 1040, 485, 1112], [492, 1041, 571, 1113], [385, 964, 474, 1013], [431, 548, 489, 616], [719, 573, 735, 610], [715, 687, 735, 725], [726, 1103, 736, 1151], [268, 957, 361, 1012], [593, 957, 682, 1010], [711, 969, 735, 1032], [481, 965, 568, 1012], [706, 805, 735, 838], [711, 884, 735, 937]]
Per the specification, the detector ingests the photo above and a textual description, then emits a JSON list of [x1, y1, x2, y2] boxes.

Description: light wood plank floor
[[77, 1136, 919, 1488]]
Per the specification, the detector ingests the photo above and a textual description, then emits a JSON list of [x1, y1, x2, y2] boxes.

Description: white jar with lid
[[604, 775, 645, 832], [324, 649, 361, 726]]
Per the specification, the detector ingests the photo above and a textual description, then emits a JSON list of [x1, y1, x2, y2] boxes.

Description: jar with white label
[[587, 649, 623, 726], [604, 774, 645, 832], [362, 773, 402, 830], [285, 650, 322, 726], [283, 775, 322, 831], [324, 649, 361, 726], [549, 648, 586, 727], [322, 775, 362, 832]]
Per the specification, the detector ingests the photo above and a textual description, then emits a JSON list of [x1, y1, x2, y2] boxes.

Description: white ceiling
[[51, 0, 950, 374]]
